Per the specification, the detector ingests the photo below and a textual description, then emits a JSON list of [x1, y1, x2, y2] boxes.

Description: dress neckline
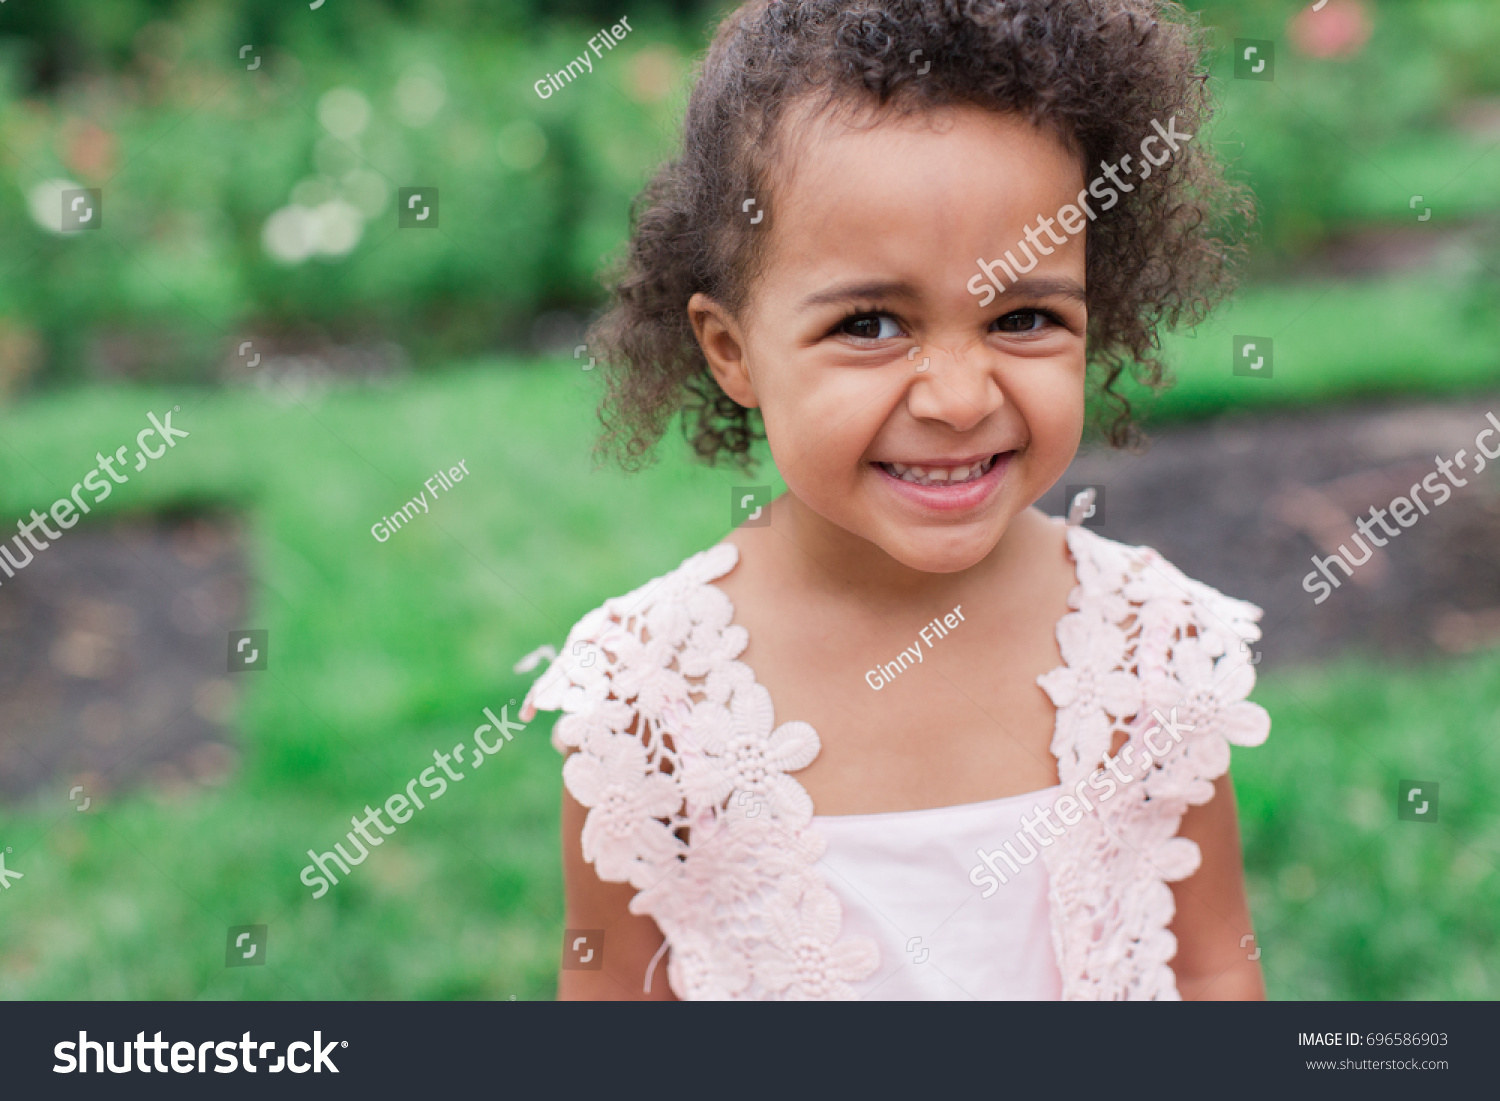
[[812, 783, 1064, 823], [704, 518, 1086, 825]]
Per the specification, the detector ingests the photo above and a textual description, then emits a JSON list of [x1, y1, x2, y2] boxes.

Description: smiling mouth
[[876, 454, 1001, 487]]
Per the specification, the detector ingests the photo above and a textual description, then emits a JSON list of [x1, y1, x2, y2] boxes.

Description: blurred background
[[0, 0, 1495, 1000]]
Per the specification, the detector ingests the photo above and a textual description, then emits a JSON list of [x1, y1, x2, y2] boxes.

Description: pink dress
[[520, 519, 1270, 1000]]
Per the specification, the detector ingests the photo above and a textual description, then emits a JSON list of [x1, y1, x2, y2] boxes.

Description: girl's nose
[[904, 347, 1004, 432]]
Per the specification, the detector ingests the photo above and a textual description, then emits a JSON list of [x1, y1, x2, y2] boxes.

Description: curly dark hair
[[590, 0, 1252, 470]]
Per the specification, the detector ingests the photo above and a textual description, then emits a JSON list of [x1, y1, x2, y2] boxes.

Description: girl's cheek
[[1030, 401, 1084, 457], [769, 365, 884, 461], [771, 416, 858, 492]]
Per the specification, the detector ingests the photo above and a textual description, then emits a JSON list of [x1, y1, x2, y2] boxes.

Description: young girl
[[520, 0, 1269, 1000]]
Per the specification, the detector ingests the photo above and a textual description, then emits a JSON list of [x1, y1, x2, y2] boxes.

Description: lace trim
[[1037, 525, 1269, 1000], [520, 543, 879, 1000]]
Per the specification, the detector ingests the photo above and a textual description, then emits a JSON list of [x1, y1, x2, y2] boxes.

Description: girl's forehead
[[750, 112, 1087, 311], [774, 101, 1082, 193], [770, 104, 1085, 227]]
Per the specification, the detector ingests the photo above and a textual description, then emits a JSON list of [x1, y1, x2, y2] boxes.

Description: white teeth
[[882, 455, 997, 487]]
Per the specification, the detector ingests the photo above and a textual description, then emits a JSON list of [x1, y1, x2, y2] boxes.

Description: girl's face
[[692, 105, 1088, 574]]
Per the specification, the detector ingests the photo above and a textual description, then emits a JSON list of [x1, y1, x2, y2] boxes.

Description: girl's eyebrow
[[799, 275, 1087, 311], [800, 279, 919, 311], [1000, 276, 1087, 303]]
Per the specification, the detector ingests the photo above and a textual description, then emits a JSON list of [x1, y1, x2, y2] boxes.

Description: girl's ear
[[688, 292, 759, 409]]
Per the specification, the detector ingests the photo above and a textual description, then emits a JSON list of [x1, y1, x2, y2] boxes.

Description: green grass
[[1235, 654, 1500, 999], [1132, 272, 1500, 426], [0, 334, 1495, 999]]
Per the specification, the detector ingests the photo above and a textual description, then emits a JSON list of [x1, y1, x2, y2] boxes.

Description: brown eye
[[994, 310, 1048, 333], [839, 313, 901, 340]]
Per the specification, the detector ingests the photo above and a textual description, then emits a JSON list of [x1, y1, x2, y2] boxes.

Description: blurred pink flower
[[1289, 0, 1374, 60], [57, 119, 117, 181]]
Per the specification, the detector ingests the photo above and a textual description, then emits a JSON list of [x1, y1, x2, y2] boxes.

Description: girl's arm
[[556, 784, 678, 1000], [1167, 771, 1267, 1001]]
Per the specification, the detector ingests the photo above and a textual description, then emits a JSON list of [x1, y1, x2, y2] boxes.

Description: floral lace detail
[[1037, 526, 1270, 1000], [520, 543, 880, 1000], [523, 527, 1269, 1001]]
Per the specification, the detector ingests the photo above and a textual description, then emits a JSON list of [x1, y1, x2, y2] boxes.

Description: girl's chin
[[872, 526, 1007, 574]]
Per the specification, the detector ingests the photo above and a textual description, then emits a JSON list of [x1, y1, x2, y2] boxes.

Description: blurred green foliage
[[0, 2, 695, 388], [0, 0, 1498, 392], [0, 0, 705, 83], [1198, 0, 1500, 261]]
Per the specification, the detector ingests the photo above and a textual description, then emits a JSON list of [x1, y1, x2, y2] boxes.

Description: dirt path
[[0, 512, 246, 805], [1041, 394, 1500, 667]]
